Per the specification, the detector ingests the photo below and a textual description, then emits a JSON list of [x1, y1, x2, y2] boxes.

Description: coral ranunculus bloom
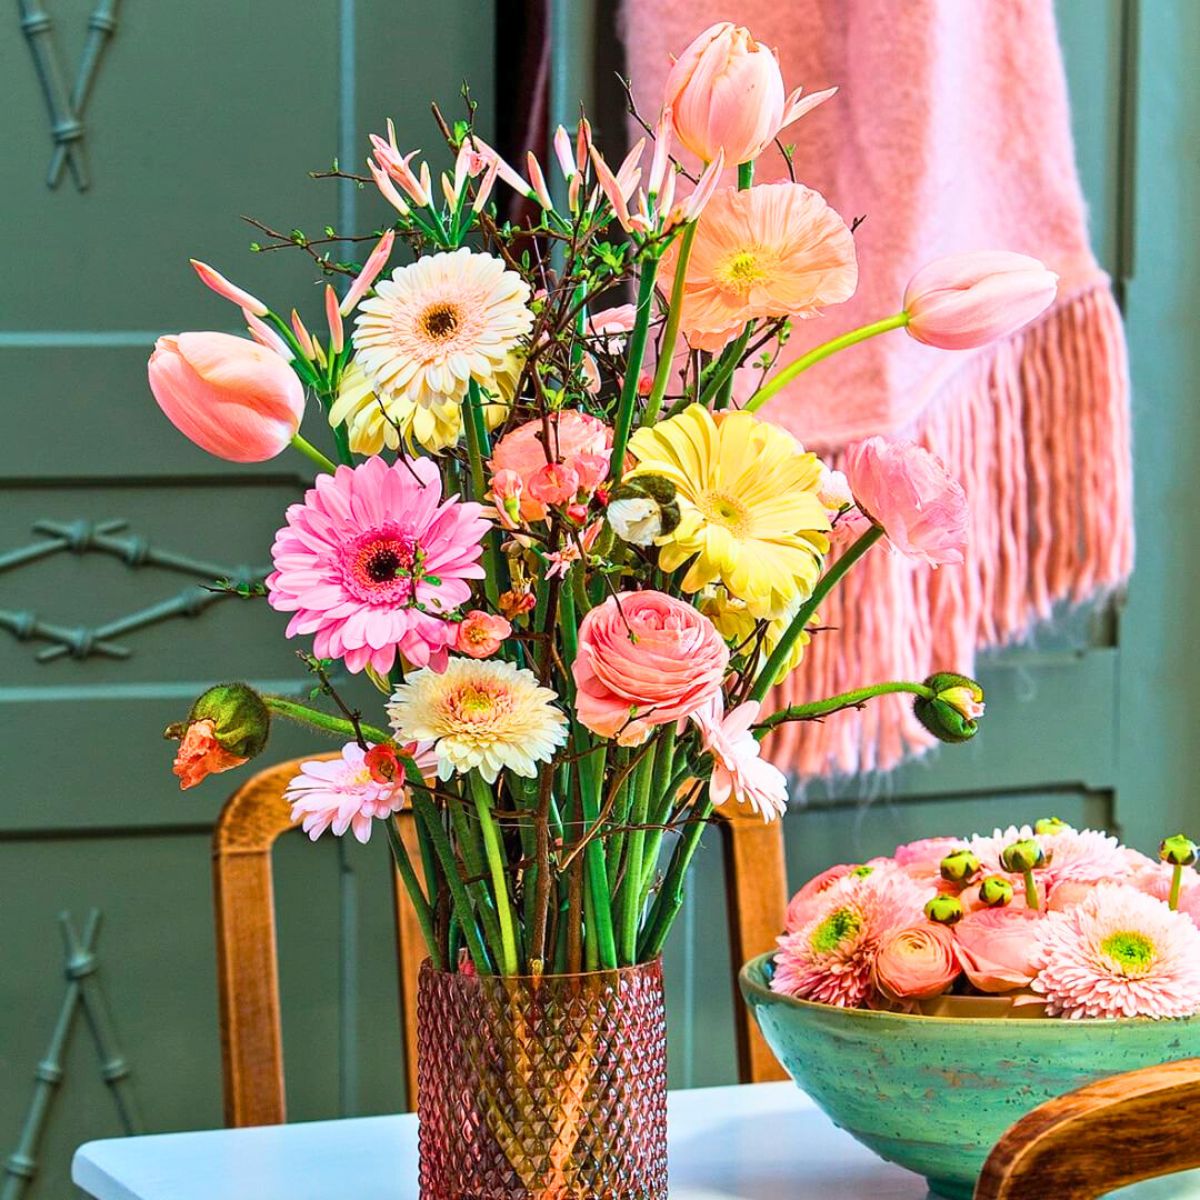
[[148, 332, 304, 462], [662, 182, 858, 353]]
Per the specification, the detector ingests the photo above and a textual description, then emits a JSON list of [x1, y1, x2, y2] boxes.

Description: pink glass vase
[[416, 959, 669, 1199]]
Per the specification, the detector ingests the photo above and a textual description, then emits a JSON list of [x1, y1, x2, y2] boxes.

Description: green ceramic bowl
[[740, 952, 1200, 1199]]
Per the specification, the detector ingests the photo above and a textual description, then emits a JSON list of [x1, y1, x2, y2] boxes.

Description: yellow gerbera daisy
[[699, 585, 815, 686], [627, 404, 830, 616]]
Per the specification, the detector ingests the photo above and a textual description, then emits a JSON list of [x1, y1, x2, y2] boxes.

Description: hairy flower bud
[[924, 894, 965, 926], [978, 875, 1015, 908], [914, 672, 985, 744], [1000, 839, 1047, 874], [164, 682, 270, 790], [939, 848, 981, 885], [606, 475, 681, 547], [1160, 834, 1199, 867]]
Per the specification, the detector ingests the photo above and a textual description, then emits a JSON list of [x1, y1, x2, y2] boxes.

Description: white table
[[72, 1081, 1200, 1199]]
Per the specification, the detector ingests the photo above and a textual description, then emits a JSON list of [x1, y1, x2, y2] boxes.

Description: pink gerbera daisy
[[970, 824, 1133, 899], [285, 740, 437, 844], [267, 456, 490, 674], [1032, 885, 1200, 1019], [772, 870, 925, 1008], [690, 696, 788, 821]]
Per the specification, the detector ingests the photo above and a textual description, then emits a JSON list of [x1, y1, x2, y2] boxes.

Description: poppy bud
[[914, 672, 985, 744], [924, 895, 964, 926], [164, 682, 270, 790]]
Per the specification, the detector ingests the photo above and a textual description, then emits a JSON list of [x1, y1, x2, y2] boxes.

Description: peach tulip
[[148, 332, 305, 462], [664, 23, 835, 166], [904, 251, 1058, 350]]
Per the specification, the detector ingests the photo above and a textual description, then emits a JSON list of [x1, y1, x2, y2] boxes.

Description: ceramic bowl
[[739, 952, 1200, 1199]]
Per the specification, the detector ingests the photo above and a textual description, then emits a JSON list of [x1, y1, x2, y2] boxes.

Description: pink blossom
[[954, 907, 1043, 992], [572, 590, 728, 745], [904, 251, 1058, 351], [456, 610, 512, 659], [267, 456, 490, 674], [489, 411, 612, 522], [873, 923, 961, 1001], [488, 469, 524, 529], [689, 696, 788, 821], [171, 718, 248, 790], [844, 436, 969, 567], [285, 741, 437, 844], [527, 462, 580, 508], [544, 521, 602, 580]]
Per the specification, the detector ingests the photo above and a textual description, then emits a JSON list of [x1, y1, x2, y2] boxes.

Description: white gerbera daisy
[[352, 248, 532, 409], [387, 658, 568, 783]]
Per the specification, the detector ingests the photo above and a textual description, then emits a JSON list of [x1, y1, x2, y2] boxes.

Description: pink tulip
[[190, 260, 268, 316], [148, 332, 305, 462], [873, 923, 961, 1001], [844, 436, 969, 567], [664, 23, 835, 165], [904, 251, 1059, 350], [953, 907, 1043, 992]]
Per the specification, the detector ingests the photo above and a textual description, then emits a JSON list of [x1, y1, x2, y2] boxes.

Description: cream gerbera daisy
[[352, 248, 533, 409], [387, 657, 568, 783], [628, 404, 830, 617], [329, 361, 508, 455]]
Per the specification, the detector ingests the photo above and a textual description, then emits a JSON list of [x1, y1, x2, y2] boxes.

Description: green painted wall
[[2, 1, 1197, 1193]]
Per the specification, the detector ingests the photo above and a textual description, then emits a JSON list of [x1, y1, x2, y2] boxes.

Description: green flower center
[[1100, 930, 1156, 975], [810, 906, 861, 955]]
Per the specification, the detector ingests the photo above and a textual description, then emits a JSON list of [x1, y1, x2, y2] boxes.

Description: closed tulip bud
[[1000, 839, 1046, 874], [978, 875, 1015, 908], [914, 672, 985, 744], [903, 251, 1058, 351], [1160, 835, 1199, 867], [1034, 816, 1072, 836], [939, 848, 981, 885], [924, 894, 965, 926], [148, 332, 305, 462], [164, 682, 270, 790], [607, 475, 681, 547]]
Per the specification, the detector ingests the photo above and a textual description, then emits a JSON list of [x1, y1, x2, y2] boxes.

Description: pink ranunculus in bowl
[[571, 590, 728, 745], [953, 907, 1043, 992], [872, 923, 961, 1001], [844, 436, 969, 567]]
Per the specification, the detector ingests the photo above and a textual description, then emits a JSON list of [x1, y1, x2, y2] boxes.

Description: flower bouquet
[[741, 825, 1200, 1198], [150, 21, 1056, 1200]]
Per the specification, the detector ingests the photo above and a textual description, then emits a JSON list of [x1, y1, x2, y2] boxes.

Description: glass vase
[[416, 958, 669, 1199]]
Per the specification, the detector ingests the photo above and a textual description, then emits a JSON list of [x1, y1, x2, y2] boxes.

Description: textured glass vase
[[416, 959, 669, 1199]]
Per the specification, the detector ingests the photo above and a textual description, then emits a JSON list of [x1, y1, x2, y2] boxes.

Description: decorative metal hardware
[[1, 912, 140, 1200], [18, 0, 122, 191], [0, 518, 267, 663]]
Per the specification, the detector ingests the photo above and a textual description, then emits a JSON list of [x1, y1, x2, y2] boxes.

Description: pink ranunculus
[[953, 907, 1043, 992], [148, 332, 305, 462], [663, 22, 835, 166], [873, 923, 961, 1001], [527, 462, 580, 508], [893, 837, 963, 870], [1129, 861, 1200, 929], [455, 610, 512, 659], [904, 251, 1059, 351], [572, 590, 728, 745], [489, 410, 613, 522], [844, 436, 969, 567]]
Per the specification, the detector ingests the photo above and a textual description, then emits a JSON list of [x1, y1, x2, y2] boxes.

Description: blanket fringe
[[767, 283, 1133, 777]]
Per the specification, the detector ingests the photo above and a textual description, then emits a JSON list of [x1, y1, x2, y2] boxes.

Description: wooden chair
[[212, 755, 789, 1127], [974, 1058, 1200, 1199]]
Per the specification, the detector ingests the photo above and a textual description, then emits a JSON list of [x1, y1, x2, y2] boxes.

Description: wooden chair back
[[212, 755, 788, 1127], [974, 1058, 1200, 1199]]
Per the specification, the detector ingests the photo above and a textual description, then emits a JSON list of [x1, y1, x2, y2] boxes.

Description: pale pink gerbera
[[267, 456, 490, 674], [662, 182, 858, 352], [970, 825, 1132, 897], [1032, 885, 1200, 1019], [1129, 861, 1200, 929], [352, 248, 532, 408], [772, 870, 925, 1008], [689, 696, 788, 822], [285, 740, 437, 844]]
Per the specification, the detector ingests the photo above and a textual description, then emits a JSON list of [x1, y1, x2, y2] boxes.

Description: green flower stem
[[263, 696, 392, 746], [384, 817, 443, 969], [644, 220, 699, 424], [754, 681, 936, 736], [582, 869, 600, 971], [617, 749, 657, 964], [745, 313, 910, 412], [578, 742, 618, 969], [411, 791, 493, 975], [749, 525, 885, 704], [446, 790, 505, 956], [469, 773, 519, 975], [465, 380, 502, 608], [1171, 863, 1184, 911], [639, 795, 715, 960], [737, 161, 755, 189], [290, 434, 337, 474], [609, 257, 661, 486], [1023, 869, 1040, 910], [701, 322, 754, 411], [636, 728, 679, 908]]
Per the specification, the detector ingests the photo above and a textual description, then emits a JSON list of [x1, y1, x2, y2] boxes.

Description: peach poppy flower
[[661, 182, 858, 352]]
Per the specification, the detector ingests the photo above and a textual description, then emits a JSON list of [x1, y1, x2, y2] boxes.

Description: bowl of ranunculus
[[740, 821, 1200, 1200]]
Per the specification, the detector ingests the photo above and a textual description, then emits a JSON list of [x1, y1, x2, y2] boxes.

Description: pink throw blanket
[[621, 0, 1133, 777]]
